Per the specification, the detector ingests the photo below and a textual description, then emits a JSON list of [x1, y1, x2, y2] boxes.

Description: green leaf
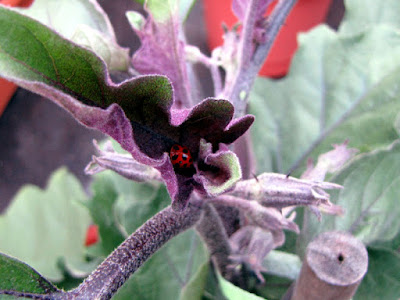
[[87, 161, 166, 238], [113, 229, 208, 300], [250, 25, 400, 174], [312, 66, 400, 159], [333, 141, 400, 245], [114, 180, 169, 235], [15, 0, 116, 39], [85, 168, 166, 257], [179, 262, 209, 300], [0, 6, 172, 116], [255, 274, 292, 300], [340, 0, 400, 36], [85, 172, 126, 257], [71, 25, 130, 71], [0, 168, 92, 282], [0, 253, 59, 294], [354, 248, 400, 300], [262, 250, 301, 280], [217, 274, 266, 300], [299, 141, 400, 252], [15, 0, 129, 74]]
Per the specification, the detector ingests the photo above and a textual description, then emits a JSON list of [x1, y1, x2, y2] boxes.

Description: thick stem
[[54, 203, 202, 300]]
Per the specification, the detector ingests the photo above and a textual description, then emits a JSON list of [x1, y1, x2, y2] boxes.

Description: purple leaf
[[130, 11, 192, 108]]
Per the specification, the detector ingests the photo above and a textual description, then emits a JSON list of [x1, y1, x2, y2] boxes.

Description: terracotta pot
[[203, 0, 333, 77], [0, 0, 34, 116]]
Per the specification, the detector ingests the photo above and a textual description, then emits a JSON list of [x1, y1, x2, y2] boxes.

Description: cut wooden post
[[290, 231, 368, 300]]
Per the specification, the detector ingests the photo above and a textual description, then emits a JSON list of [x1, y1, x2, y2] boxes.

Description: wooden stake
[[289, 231, 368, 300]]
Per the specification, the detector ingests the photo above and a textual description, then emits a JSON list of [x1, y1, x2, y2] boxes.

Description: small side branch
[[195, 203, 233, 279], [227, 0, 298, 117]]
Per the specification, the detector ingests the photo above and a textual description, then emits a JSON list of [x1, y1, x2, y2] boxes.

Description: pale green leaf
[[340, 0, 400, 36], [71, 25, 130, 71], [0, 168, 92, 282], [262, 250, 301, 280], [333, 141, 400, 245], [84, 172, 126, 257], [15, 0, 115, 39], [250, 25, 400, 174], [179, 262, 209, 300]]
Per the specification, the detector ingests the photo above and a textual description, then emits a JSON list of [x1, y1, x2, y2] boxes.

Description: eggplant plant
[[0, 0, 400, 299]]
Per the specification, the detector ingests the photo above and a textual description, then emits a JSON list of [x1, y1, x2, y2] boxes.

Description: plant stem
[[225, 0, 298, 117], [56, 203, 202, 300]]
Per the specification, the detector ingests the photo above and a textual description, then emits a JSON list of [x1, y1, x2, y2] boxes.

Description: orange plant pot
[[0, 78, 17, 116], [0, 0, 34, 7], [203, 0, 333, 77]]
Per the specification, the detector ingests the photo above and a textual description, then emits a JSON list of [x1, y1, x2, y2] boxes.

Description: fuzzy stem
[[226, 0, 297, 117], [54, 203, 202, 300]]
